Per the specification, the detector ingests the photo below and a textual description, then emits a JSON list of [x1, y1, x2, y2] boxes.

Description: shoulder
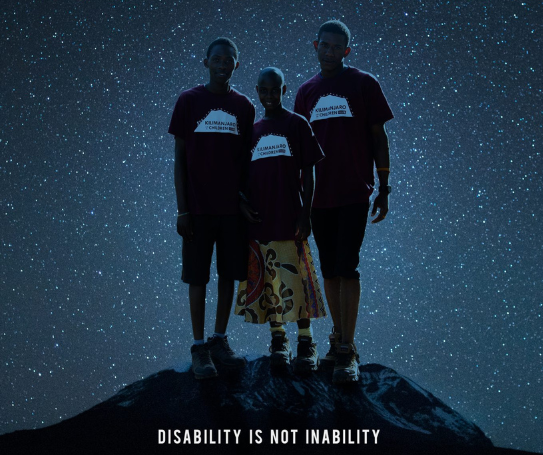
[[346, 67, 382, 87], [230, 88, 256, 109], [296, 73, 321, 93], [286, 109, 311, 127], [283, 110, 314, 137], [176, 85, 203, 103], [181, 84, 205, 97]]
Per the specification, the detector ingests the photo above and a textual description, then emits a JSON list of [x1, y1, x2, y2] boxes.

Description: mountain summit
[[1, 357, 532, 454]]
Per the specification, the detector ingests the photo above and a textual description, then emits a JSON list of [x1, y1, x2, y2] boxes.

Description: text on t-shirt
[[194, 109, 239, 135], [251, 134, 292, 161], [310, 94, 353, 122]]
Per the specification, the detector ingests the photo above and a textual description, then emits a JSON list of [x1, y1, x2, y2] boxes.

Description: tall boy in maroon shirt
[[169, 38, 255, 379], [294, 20, 394, 384]]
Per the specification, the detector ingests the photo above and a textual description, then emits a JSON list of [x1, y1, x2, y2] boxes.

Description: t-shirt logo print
[[194, 109, 239, 135], [251, 134, 292, 161], [310, 94, 353, 122]]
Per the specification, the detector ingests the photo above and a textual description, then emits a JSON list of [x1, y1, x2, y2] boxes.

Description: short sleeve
[[297, 115, 325, 169], [168, 92, 189, 138], [241, 101, 256, 152], [294, 88, 309, 121], [250, 102, 256, 124], [247, 102, 256, 134], [362, 74, 394, 126]]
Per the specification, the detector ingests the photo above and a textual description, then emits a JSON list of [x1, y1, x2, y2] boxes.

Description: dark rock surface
[[1, 357, 538, 454]]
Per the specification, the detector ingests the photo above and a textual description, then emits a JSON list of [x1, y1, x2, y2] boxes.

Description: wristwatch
[[379, 185, 392, 194]]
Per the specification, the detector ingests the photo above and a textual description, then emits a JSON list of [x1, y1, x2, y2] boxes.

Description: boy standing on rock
[[294, 20, 394, 384], [169, 38, 255, 379]]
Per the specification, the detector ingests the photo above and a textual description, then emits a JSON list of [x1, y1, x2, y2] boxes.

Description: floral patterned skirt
[[235, 239, 326, 324]]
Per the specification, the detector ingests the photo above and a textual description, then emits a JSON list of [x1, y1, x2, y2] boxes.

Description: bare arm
[[295, 165, 315, 241], [370, 123, 390, 224], [174, 137, 193, 240], [239, 197, 261, 224], [238, 107, 261, 224]]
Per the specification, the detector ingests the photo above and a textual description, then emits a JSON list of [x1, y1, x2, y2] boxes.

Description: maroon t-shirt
[[294, 67, 394, 208], [246, 110, 324, 242], [168, 85, 255, 215]]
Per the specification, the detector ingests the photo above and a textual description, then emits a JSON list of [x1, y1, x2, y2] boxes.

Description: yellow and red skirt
[[235, 239, 326, 324]]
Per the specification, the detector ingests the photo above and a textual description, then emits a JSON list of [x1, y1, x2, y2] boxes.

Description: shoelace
[[298, 340, 315, 357], [195, 348, 211, 363], [335, 351, 355, 367], [219, 338, 235, 355]]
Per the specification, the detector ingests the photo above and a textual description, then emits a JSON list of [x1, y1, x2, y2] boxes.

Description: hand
[[176, 213, 194, 241], [295, 213, 311, 241], [240, 200, 261, 223], [370, 192, 389, 224]]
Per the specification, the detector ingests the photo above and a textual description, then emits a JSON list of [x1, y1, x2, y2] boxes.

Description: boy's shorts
[[181, 214, 248, 285], [310, 202, 370, 280]]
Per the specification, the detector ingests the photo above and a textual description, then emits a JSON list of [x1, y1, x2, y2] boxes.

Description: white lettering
[[195, 110, 239, 135], [251, 134, 292, 161], [310, 95, 353, 122], [250, 429, 263, 444]]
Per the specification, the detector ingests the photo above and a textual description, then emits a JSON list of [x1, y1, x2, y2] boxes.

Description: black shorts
[[181, 214, 248, 285], [311, 202, 370, 280]]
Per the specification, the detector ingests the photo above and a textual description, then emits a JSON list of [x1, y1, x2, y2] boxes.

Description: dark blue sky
[[2, 0, 541, 452]]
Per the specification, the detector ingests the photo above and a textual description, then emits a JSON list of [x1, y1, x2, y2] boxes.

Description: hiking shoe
[[320, 330, 341, 370], [269, 331, 292, 368], [190, 344, 218, 380], [207, 335, 247, 369], [332, 343, 360, 384], [293, 336, 319, 373]]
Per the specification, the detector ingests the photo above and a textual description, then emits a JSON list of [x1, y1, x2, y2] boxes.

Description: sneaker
[[320, 330, 341, 370], [293, 336, 319, 373], [207, 335, 247, 369], [190, 344, 218, 380], [332, 343, 360, 384], [269, 331, 292, 368]]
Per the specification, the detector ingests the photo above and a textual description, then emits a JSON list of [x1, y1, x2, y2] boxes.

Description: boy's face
[[204, 44, 239, 84], [313, 32, 351, 73], [256, 73, 286, 110]]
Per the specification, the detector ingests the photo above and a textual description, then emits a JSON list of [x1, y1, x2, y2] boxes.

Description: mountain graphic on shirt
[[194, 109, 239, 135], [251, 134, 292, 161], [310, 94, 353, 122]]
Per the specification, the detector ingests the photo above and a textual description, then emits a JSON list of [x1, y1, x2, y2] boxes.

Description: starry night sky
[[2, 0, 541, 452]]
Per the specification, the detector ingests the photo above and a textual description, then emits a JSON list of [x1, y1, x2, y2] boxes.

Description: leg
[[323, 277, 341, 331], [208, 277, 246, 368], [214, 277, 234, 334], [296, 318, 310, 330], [206, 215, 247, 369], [339, 278, 361, 344], [311, 207, 339, 334], [215, 214, 247, 334], [332, 202, 369, 384], [182, 214, 216, 340], [182, 216, 218, 380], [188, 284, 218, 381], [311, 208, 341, 369], [189, 284, 207, 340], [333, 278, 362, 383], [334, 202, 370, 344], [294, 318, 318, 373]]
